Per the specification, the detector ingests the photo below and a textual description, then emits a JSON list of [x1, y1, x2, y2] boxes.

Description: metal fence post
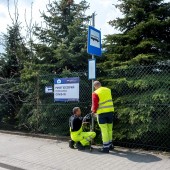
[[36, 72, 40, 132]]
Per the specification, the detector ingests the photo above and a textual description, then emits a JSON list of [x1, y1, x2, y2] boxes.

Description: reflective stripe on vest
[[97, 105, 114, 110], [99, 99, 113, 107]]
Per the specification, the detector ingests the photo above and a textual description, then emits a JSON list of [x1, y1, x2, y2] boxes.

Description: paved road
[[0, 133, 169, 170]]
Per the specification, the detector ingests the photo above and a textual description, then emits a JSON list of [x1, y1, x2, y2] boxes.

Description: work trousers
[[97, 112, 113, 148], [70, 127, 96, 146]]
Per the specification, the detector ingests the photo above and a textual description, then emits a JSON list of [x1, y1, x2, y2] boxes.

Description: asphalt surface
[[0, 133, 169, 170]]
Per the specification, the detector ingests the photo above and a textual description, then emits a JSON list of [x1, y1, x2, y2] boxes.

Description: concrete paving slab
[[0, 133, 169, 170]]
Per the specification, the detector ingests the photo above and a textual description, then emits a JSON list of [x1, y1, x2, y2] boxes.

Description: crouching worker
[[69, 107, 96, 150]]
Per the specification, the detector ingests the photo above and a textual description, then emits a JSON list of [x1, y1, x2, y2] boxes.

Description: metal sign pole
[[91, 12, 95, 131]]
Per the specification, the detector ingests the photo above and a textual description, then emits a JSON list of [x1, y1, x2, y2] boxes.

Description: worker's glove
[[82, 113, 92, 123]]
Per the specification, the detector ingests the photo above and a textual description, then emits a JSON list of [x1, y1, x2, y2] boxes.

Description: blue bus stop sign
[[87, 26, 102, 57]]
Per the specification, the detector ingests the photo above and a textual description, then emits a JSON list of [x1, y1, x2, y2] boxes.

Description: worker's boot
[[109, 144, 114, 150], [85, 145, 93, 150], [69, 140, 75, 149], [98, 147, 109, 153], [76, 142, 85, 150]]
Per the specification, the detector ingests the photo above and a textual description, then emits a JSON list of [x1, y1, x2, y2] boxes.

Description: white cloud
[[0, 0, 8, 6], [0, 0, 49, 39], [98, 0, 113, 8], [0, 4, 10, 33], [81, 0, 120, 38], [0, 0, 46, 51]]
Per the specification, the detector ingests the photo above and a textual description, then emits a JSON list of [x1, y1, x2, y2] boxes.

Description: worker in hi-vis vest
[[91, 81, 114, 153], [69, 107, 96, 150]]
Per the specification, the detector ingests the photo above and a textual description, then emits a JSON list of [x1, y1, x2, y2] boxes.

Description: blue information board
[[87, 26, 102, 57], [54, 77, 79, 102]]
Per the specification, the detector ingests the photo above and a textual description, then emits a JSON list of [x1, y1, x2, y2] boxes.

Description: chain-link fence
[[99, 64, 170, 151], [36, 71, 92, 136], [0, 64, 170, 151], [0, 76, 22, 131]]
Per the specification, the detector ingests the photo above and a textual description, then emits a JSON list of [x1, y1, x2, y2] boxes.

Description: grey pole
[[91, 12, 95, 131]]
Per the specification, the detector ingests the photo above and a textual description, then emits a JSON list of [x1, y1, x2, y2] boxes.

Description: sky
[[0, 0, 169, 53], [0, 0, 122, 52]]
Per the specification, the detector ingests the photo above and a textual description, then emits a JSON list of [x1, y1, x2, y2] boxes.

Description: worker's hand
[[91, 112, 96, 117], [83, 113, 91, 123], [82, 122, 90, 125]]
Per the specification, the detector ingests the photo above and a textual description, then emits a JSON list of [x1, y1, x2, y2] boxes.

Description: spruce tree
[[1, 24, 28, 78], [34, 0, 91, 72], [103, 0, 170, 67], [0, 24, 28, 125], [98, 0, 170, 147], [17, 0, 91, 132]]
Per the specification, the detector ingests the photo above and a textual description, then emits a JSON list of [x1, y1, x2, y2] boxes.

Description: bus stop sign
[[87, 26, 102, 57]]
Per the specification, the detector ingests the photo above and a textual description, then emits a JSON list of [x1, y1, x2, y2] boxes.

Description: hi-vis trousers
[[97, 112, 113, 148], [70, 127, 96, 146]]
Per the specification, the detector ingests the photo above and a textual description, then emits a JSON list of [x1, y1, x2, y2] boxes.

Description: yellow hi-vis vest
[[95, 87, 114, 114]]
